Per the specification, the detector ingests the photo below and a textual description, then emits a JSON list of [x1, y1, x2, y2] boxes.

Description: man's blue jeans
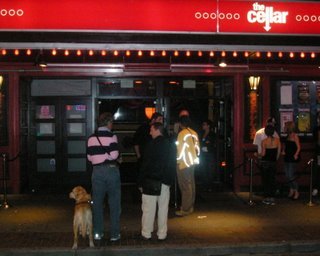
[[92, 164, 121, 239]]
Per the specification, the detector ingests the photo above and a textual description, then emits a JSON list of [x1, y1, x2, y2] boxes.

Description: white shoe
[[312, 188, 318, 197]]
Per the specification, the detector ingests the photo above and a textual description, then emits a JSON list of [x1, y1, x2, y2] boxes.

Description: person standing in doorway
[[138, 122, 175, 241], [87, 112, 121, 243], [282, 121, 301, 200], [175, 115, 200, 217], [260, 125, 281, 205]]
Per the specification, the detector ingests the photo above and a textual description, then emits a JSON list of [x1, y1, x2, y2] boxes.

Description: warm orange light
[[198, 51, 203, 57], [209, 51, 214, 57], [256, 52, 261, 57], [101, 50, 107, 56], [144, 107, 156, 120], [76, 50, 82, 56], [150, 50, 155, 56], [267, 51, 272, 58], [300, 52, 305, 58], [169, 81, 177, 85], [278, 52, 283, 58], [135, 80, 143, 84], [232, 51, 237, 57], [161, 50, 166, 57], [244, 51, 249, 57], [1, 49, 6, 55], [64, 50, 69, 56], [114, 50, 119, 56], [88, 50, 94, 56], [311, 52, 316, 58], [126, 50, 131, 56], [186, 50, 191, 57], [51, 49, 57, 56], [174, 50, 179, 56], [138, 50, 143, 56], [289, 52, 294, 58], [221, 51, 226, 57], [26, 49, 32, 56], [221, 161, 227, 167], [14, 49, 19, 55]]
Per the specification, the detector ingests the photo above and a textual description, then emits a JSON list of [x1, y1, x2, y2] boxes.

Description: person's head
[[97, 112, 114, 128], [150, 122, 164, 139], [264, 125, 275, 137], [285, 121, 295, 134], [266, 117, 276, 127], [202, 119, 213, 131], [179, 109, 190, 117], [150, 112, 163, 124], [179, 115, 191, 128]]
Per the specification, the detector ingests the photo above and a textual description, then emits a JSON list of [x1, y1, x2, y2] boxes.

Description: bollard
[[248, 158, 255, 206], [307, 158, 315, 207], [0, 153, 10, 209]]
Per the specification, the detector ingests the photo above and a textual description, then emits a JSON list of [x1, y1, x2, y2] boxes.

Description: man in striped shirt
[[87, 112, 121, 243]]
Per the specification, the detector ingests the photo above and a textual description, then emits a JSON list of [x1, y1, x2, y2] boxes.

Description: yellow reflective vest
[[176, 128, 200, 171]]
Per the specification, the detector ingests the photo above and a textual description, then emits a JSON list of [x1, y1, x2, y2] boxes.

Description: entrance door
[[27, 98, 92, 193]]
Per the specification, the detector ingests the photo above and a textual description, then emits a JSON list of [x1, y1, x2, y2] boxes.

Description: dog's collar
[[75, 201, 91, 205]]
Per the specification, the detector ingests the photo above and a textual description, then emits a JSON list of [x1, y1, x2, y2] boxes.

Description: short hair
[[203, 119, 213, 127], [285, 121, 295, 133], [97, 112, 114, 127], [151, 122, 165, 135], [179, 115, 191, 127], [266, 117, 276, 125], [151, 112, 163, 121], [265, 125, 275, 137]]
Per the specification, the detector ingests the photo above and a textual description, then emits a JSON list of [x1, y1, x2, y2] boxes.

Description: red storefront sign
[[0, 0, 319, 35]]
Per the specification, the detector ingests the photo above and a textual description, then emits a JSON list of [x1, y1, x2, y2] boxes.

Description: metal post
[[307, 158, 315, 207], [0, 153, 10, 209], [248, 158, 255, 206]]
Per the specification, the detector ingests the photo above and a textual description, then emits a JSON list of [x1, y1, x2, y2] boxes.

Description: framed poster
[[280, 111, 293, 133], [297, 83, 310, 104], [297, 110, 311, 133]]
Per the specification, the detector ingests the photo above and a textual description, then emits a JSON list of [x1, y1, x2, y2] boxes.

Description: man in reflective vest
[[175, 115, 200, 217]]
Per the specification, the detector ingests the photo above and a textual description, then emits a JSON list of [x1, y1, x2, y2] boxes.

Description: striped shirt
[[87, 128, 119, 165]]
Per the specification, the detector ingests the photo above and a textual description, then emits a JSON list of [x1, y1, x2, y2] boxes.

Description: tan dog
[[69, 186, 94, 249]]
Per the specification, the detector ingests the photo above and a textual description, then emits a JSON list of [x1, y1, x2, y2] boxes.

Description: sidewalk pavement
[[1, 185, 320, 256]]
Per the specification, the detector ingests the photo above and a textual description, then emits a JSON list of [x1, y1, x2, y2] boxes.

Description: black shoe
[[141, 235, 151, 241]]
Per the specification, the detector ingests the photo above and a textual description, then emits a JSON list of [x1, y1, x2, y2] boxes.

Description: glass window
[[66, 104, 86, 119], [37, 158, 56, 172], [37, 141, 55, 154], [36, 105, 55, 119], [67, 123, 86, 136], [68, 158, 86, 172], [36, 123, 55, 136], [0, 75, 8, 145], [68, 140, 86, 154], [98, 79, 156, 97]]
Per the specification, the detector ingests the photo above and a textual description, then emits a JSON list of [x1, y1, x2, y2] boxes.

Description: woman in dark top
[[260, 125, 281, 205], [282, 121, 301, 200]]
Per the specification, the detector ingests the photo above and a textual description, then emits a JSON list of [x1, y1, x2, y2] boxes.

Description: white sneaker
[[312, 188, 318, 196]]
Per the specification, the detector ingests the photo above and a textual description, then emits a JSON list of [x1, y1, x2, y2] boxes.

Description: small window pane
[[67, 123, 86, 136], [66, 105, 86, 119], [36, 105, 55, 119], [37, 123, 55, 136], [37, 158, 56, 172], [68, 158, 86, 172], [37, 141, 55, 154], [68, 141, 86, 154]]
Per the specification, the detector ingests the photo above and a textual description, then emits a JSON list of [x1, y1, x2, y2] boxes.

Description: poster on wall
[[297, 109, 311, 133], [297, 82, 310, 104], [280, 110, 293, 133], [280, 84, 292, 105]]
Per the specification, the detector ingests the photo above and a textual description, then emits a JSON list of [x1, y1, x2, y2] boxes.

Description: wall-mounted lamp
[[145, 107, 156, 119], [35, 50, 47, 68], [248, 76, 260, 91], [0, 75, 3, 91]]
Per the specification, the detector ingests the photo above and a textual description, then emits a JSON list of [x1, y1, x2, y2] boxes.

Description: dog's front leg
[[72, 224, 78, 249]]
